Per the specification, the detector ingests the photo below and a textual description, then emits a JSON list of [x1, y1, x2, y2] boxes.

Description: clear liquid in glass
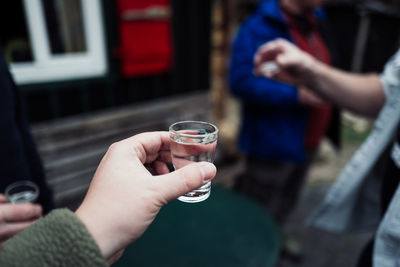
[[8, 191, 38, 204], [171, 128, 217, 202]]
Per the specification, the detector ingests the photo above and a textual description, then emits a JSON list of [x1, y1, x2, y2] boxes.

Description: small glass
[[5, 181, 40, 204], [169, 121, 218, 203]]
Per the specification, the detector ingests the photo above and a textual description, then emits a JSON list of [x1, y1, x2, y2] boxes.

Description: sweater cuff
[[0, 208, 108, 267]]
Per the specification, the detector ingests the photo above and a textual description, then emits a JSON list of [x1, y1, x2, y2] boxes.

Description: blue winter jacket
[[229, 0, 325, 163]]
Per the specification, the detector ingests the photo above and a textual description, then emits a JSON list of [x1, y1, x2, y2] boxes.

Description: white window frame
[[10, 0, 107, 85]]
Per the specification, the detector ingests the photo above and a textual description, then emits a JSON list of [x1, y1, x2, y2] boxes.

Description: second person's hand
[[254, 38, 316, 85]]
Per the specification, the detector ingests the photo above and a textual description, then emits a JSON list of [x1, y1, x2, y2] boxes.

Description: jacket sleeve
[[0, 209, 108, 267], [229, 21, 298, 107]]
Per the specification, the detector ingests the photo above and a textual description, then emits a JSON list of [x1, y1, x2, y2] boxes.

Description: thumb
[[157, 162, 217, 201]]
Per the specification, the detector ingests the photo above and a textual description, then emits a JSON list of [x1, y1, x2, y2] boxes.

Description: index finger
[[254, 42, 284, 66], [122, 131, 171, 164], [1, 203, 42, 223]]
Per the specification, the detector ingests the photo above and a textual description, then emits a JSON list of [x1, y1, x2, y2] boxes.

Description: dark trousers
[[234, 150, 316, 225], [356, 238, 373, 267]]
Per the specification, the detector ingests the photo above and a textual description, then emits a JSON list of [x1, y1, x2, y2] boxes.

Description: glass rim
[[5, 180, 40, 198], [169, 120, 219, 138]]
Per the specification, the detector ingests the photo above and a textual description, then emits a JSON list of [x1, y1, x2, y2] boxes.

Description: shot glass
[[169, 121, 218, 203], [5, 180, 40, 204]]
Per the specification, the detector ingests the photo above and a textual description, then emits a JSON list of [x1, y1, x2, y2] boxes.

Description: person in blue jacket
[[229, 0, 340, 257]]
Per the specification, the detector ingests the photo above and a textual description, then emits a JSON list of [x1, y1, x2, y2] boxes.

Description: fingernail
[[200, 163, 216, 182]]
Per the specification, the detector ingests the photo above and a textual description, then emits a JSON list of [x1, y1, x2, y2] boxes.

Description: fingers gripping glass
[[169, 121, 218, 203]]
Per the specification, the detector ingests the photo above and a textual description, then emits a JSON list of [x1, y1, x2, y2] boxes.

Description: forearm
[[304, 59, 385, 117]]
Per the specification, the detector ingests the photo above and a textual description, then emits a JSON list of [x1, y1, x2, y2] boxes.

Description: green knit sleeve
[[0, 208, 108, 267]]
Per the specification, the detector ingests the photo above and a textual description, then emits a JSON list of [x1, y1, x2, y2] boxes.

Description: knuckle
[[108, 141, 121, 153], [179, 170, 192, 192], [180, 166, 202, 191], [19, 204, 35, 216], [107, 141, 128, 158], [21, 203, 41, 217]]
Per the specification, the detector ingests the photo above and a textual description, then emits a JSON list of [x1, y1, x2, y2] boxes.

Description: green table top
[[113, 185, 281, 267]]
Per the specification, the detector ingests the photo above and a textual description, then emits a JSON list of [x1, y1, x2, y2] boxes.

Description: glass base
[[178, 191, 210, 203], [178, 182, 211, 203]]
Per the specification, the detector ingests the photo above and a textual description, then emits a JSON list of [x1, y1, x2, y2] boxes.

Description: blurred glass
[[42, 0, 86, 54], [5, 181, 39, 204], [0, 0, 34, 63]]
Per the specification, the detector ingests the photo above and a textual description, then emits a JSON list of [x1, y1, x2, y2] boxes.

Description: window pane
[[0, 0, 34, 63], [42, 0, 86, 54]]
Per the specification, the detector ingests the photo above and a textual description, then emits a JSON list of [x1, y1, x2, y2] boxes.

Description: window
[[6, 0, 107, 85]]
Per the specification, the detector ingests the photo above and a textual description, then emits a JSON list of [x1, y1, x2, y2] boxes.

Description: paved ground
[[216, 139, 374, 267], [278, 141, 374, 267]]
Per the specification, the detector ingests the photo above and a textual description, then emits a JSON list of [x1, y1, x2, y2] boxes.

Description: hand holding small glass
[[0, 181, 42, 247]]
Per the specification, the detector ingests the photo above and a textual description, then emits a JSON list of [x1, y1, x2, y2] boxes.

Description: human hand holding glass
[[75, 131, 217, 262], [254, 38, 316, 85], [169, 121, 218, 203], [0, 181, 42, 247]]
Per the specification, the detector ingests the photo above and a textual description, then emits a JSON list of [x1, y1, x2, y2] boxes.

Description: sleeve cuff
[[0, 209, 108, 267]]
